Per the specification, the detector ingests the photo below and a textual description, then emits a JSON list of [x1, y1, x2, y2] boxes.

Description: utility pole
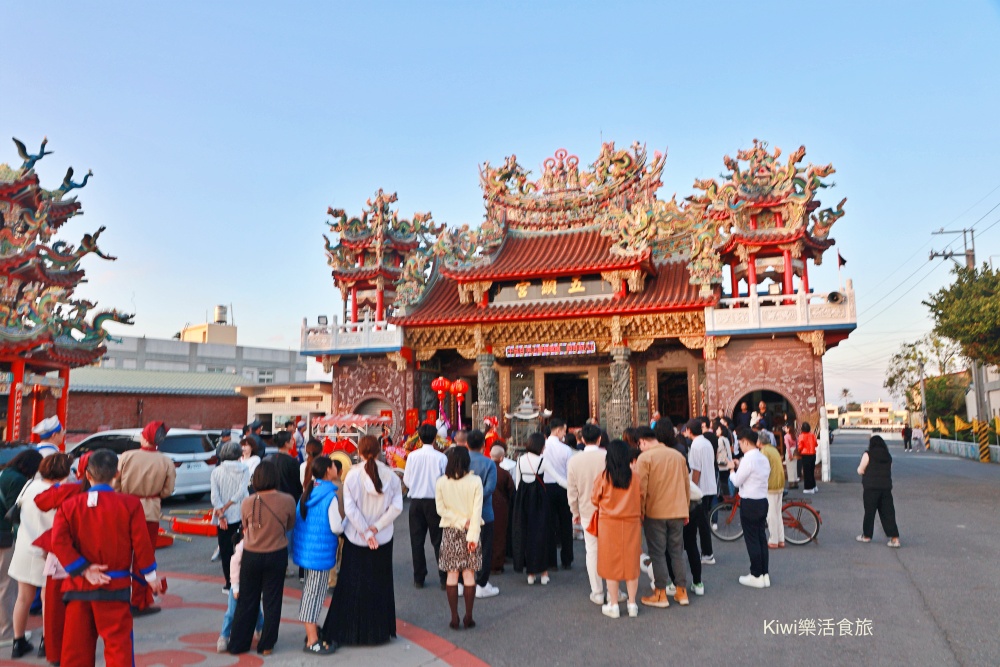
[[930, 228, 989, 422], [918, 359, 928, 429]]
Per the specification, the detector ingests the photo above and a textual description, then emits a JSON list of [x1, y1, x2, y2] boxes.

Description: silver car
[[68, 428, 217, 500]]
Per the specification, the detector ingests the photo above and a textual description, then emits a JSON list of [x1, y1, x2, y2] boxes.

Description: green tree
[[924, 264, 1000, 365], [924, 373, 969, 425], [883, 334, 961, 410]]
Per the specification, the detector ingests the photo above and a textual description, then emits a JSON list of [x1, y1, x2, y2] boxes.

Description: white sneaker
[[701, 555, 716, 565], [590, 592, 605, 605], [601, 603, 620, 619], [216, 636, 228, 653], [627, 602, 639, 618], [763, 574, 771, 587], [739, 574, 766, 589], [476, 583, 500, 598], [210, 547, 221, 562], [457, 583, 464, 595], [690, 582, 705, 596], [527, 575, 535, 585], [540, 575, 550, 585], [664, 582, 676, 595], [617, 590, 628, 602]]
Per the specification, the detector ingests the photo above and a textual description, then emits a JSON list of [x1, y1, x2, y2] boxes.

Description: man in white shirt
[[726, 427, 771, 589], [683, 419, 716, 565], [566, 424, 610, 604], [543, 418, 575, 570], [403, 423, 448, 589]]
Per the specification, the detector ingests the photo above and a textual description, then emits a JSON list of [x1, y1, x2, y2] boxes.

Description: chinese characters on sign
[[504, 341, 598, 358], [763, 619, 874, 636], [493, 275, 611, 304]]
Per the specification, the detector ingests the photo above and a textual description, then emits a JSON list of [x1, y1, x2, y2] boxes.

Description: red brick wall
[[12, 393, 248, 439], [704, 337, 826, 430]]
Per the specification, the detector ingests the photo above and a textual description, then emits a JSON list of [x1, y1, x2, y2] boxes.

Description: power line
[[860, 260, 947, 326]]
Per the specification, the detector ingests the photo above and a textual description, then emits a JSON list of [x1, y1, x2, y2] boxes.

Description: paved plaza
[[2, 431, 997, 667]]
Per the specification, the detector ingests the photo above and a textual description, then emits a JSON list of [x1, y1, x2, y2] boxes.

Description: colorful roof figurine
[[0, 137, 132, 367], [324, 188, 443, 307], [315, 141, 846, 324]]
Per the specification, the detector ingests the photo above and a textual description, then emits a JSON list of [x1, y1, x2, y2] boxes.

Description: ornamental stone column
[[477, 353, 500, 424], [608, 346, 632, 438]]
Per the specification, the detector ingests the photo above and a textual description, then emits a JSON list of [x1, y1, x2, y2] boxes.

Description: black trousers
[[862, 488, 899, 539], [546, 484, 574, 568], [740, 498, 769, 577], [903, 436, 912, 451], [475, 521, 494, 587], [801, 454, 817, 490], [216, 521, 241, 587], [666, 503, 703, 585], [697, 497, 714, 557], [229, 548, 287, 654], [408, 498, 445, 585]]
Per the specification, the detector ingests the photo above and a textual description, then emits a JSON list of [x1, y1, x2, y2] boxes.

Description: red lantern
[[450, 379, 469, 430], [431, 376, 452, 401]]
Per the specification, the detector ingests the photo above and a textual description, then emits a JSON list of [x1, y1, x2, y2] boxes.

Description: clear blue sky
[[3, 1, 999, 403]]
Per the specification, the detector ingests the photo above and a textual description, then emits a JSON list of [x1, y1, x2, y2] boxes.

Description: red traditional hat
[[141, 421, 167, 447]]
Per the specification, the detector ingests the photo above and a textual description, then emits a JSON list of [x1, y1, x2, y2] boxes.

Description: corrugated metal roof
[[69, 368, 244, 396]]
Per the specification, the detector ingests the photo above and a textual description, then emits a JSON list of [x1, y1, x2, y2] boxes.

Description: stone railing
[[704, 280, 856, 335], [300, 315, 403, 355]]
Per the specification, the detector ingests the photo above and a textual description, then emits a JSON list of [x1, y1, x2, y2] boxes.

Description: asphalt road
[[157, 432, 1000, 667]]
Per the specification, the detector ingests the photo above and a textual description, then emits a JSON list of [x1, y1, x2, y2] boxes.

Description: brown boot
[[462, 581, 476, 628], [640, 589, 670, 608], [674, 587, 689, 606], [446, 585, 460, 629]]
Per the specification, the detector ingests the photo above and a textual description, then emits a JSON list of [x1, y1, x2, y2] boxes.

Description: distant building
[[99, 309, 306, 385], [834, 399, 906, 430], [31, 367, 247, 440]]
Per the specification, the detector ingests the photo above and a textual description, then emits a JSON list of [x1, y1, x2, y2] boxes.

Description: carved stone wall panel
[[706, 336, 825, 429], [597, 367, 612, 431], [636, 363, 649, 427], [332, 359, 412, 439]]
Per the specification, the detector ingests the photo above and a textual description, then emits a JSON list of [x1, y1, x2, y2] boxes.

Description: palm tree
[[840, 388, 852, 413]]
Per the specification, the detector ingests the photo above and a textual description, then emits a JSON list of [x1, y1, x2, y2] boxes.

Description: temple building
[[1, 138, 131, 442], [302, 140, 856, 474]]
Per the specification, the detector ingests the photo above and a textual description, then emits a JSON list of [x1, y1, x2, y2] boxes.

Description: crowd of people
[[0, 406, 904, 662]]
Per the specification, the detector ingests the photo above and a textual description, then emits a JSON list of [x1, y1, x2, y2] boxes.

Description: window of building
[[258, 370, 275, 384], [206, 366, 227, 373]]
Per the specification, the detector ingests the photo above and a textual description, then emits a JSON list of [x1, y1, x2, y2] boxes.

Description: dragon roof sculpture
[[323, 141, 846, 314], [0, 138, 132, 367]]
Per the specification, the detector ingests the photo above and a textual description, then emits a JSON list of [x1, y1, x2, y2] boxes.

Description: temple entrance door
[[732, 390, 797, 432], [657, 371, 690, 427], [545, 372, 589, 428]]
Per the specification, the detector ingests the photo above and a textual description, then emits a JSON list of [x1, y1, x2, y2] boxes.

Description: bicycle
[[709, 493, 821, 545]]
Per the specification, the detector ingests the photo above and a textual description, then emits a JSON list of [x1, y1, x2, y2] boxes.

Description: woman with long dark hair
[[591, 440, 642, 619], [292, 456, 342, 654], [322, 435, 402, 646], [435, 447, 484, 630], [0, 449, 42, 651], [228, 461, 296, 655], [857, 436, 900, 547], [511, 432, 551, 585]]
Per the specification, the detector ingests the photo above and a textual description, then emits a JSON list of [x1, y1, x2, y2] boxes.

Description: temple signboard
[[504, 341, 597, 358], [493, 276, 611, 304]]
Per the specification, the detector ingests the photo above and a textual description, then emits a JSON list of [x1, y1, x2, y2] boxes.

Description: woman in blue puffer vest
[[292, 456, 343, 655]]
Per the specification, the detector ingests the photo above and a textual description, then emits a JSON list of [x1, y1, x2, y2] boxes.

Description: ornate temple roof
[[393, 260, 713, 326], [0, 138, 132, 368], [438, 226, 651, 282]]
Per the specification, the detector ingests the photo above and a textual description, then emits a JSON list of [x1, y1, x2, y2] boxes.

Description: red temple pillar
[[730, 262, 740, 306], [6, 360, 25, 441], [782, 250, 794, 295], [747, 254, 758, 293], [801, 259, 810, 296], [29, 387, 45, 443], [350, 285, 359, 325], [57, 367, 70, 449], [376, 287, 385, 325]]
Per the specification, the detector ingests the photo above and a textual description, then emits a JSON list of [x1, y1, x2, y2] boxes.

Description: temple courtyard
[[4, 430, 987, 667]]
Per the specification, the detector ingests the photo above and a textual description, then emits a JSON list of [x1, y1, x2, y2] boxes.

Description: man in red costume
[[50, 449, 164, 667], [114, 420, 175, 614], [483, 416, 504, 450]]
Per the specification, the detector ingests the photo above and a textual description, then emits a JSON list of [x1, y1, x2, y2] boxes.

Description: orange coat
[[591, 473, 642, 581]]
